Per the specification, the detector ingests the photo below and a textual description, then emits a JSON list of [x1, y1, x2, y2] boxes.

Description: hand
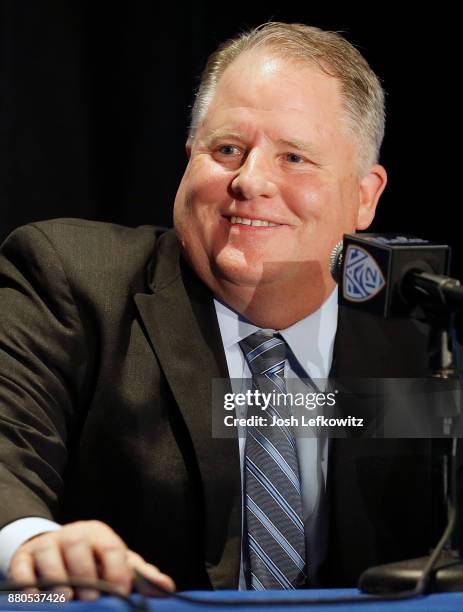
[[8, 520, 175, 601]]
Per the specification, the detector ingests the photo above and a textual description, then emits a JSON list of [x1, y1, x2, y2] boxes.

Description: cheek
[[283, 174, 333, 220], [288, 172, 360, 231], [174, 160, 232, 252], [184, 159, 231, 214]]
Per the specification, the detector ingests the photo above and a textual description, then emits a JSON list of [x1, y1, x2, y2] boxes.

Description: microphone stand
[[359, 286, 463, 593]]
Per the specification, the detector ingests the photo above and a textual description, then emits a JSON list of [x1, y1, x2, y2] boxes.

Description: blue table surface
[[2, 589, 463, 611]]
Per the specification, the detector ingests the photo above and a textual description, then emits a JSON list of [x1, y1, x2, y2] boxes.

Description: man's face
[[174, 48, 385, 310]]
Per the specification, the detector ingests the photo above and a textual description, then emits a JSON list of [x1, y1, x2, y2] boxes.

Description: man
[[0, 22, 439, 599]]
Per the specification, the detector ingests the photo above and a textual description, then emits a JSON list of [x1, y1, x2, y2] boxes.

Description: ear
[[356, 164, 388, 230], [185, 137, 193, 159]]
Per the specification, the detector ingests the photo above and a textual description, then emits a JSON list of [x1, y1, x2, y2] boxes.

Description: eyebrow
[[204, 129, 244, 146], [276, 138, 319, 155]]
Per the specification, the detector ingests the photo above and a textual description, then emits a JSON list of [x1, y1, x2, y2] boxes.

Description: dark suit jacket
[[0, 218, 445, 590]]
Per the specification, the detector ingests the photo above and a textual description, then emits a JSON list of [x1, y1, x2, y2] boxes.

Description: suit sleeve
[[0, 224, 89, 528]]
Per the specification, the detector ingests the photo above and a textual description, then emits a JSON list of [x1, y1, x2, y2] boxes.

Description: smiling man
[[0, 23, 438, 598], [174, 41, 386, 328]]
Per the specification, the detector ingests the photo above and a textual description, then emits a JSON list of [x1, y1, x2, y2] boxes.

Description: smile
[[229, 216, 280, 227]]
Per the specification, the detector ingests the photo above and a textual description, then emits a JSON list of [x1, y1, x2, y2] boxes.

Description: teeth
[[230, 216, 279, 227]]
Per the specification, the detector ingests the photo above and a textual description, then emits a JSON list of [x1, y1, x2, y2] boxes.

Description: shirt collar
[[214, 287, 338, 378]]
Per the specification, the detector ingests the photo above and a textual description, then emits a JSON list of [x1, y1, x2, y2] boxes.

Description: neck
[[214, 276, 336, 330]]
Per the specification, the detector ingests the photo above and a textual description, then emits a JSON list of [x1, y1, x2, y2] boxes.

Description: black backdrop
[[1, 1, 460, 275]]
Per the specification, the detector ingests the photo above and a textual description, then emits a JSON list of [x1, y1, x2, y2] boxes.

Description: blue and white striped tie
[[239, 331, 307, 590]]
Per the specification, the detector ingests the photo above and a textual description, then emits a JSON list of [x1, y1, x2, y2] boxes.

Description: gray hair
[[188, 22, 385, 176]]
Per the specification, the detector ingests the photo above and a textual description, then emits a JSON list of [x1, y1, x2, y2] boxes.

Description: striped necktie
[[239, 331, 307, 590]]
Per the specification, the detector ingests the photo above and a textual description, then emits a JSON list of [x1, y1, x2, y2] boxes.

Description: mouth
[[223, 215, 284, 228]]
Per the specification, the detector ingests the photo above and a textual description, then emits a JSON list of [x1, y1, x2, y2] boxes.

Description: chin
[[213, 264, 263, 288], [210, 252, 264, 287], [213, 257, 294, 291]]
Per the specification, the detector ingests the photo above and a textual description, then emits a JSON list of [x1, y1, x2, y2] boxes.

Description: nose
[[230, 150, 278, 200]]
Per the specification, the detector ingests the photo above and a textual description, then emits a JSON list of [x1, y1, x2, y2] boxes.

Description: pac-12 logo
[[343, 245, 385, 301]]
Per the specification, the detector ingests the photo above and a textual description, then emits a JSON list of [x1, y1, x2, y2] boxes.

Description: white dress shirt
[[0, 288, 338, 582], [214, 288, 338, 587]]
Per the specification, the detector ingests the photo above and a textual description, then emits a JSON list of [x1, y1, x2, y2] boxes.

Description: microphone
[[329, 240, 343, 284], [330, 234, 463, 318]]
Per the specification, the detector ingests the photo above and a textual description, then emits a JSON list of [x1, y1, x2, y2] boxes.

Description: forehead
[[200, 49, 346, 138]]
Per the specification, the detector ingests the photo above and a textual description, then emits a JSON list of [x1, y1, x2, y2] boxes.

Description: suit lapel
[[330, 305, 397, 380], [319, 307, 392, 584], [133, 230, 241, 589]]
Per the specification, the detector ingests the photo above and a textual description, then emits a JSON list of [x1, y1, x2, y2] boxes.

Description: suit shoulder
[[31, 217, 163, 247], [4, 217, 169, 264], [2, 218, 173, 292]]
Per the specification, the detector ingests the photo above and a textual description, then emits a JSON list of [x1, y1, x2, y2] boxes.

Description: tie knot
[[239, 331, 287, 378]]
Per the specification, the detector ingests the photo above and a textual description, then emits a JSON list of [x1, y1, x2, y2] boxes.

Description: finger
[[128, 552, 176, 595], [62, 541, 99, 601], [9, 552, 39, 595], [33, 545, 73, 601], [96, 547, 131, 596], [82, 522, 131, 595]]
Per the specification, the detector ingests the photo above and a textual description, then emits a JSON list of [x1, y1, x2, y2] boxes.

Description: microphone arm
[[409, 271, 463, 312]]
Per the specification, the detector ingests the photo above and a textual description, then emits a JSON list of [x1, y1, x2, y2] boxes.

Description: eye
[[212, 144, 244, 167], [217, 144, 241, 156], [285, 152, 306, 164]]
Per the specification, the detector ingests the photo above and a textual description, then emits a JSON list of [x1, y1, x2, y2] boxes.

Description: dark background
[[1, 1, 460, 275]]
